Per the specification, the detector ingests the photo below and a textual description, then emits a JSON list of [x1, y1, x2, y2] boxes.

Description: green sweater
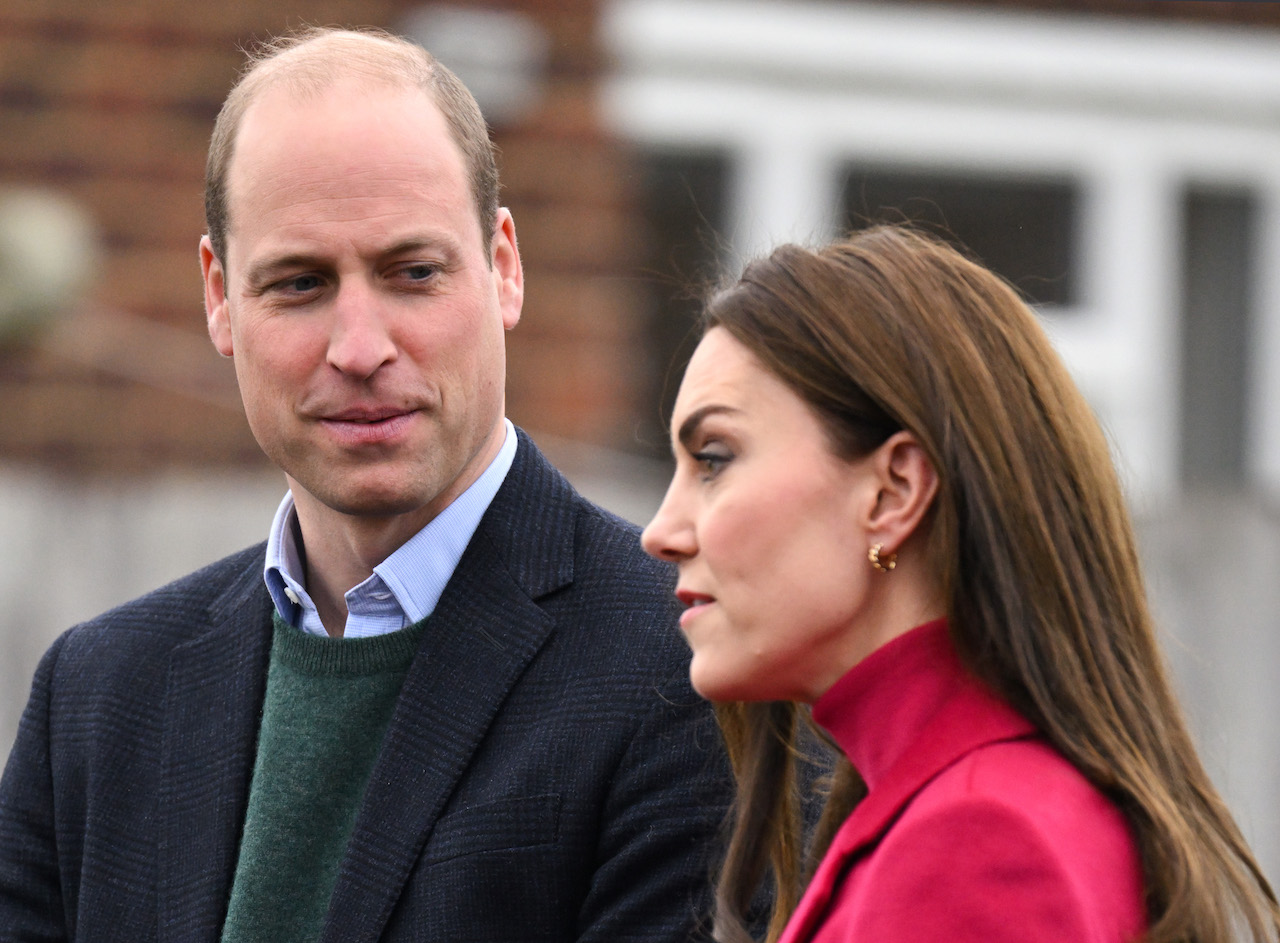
[[220, 615, 426, 942]]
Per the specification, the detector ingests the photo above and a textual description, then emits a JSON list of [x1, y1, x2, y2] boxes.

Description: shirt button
[[284, 586, 301, 605]]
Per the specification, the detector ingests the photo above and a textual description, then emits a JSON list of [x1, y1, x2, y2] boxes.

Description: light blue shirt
[[264, 419, 518, 638]]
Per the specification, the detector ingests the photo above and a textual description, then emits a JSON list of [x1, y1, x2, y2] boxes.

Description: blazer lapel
[[320, 432, 576, 943], [780, 681, 1037, 943], [157, 552, 274, 943]]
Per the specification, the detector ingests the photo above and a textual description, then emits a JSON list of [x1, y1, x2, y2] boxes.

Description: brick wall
[[0, 0, 640, 473], [3, 0, 1276, 474]]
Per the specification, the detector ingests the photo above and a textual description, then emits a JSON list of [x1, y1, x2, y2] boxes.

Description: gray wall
[[2, 459, 1277, 881]]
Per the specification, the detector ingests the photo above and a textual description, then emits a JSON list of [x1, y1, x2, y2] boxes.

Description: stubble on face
[[211, 78, 518, 550]]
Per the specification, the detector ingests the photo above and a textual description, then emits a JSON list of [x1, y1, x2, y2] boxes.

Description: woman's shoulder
[[855, 735, 1144, 941], [913, 734, 1129, 842]]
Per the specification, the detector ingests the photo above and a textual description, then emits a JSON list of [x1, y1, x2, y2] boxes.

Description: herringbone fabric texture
[[0, 430, 729, 943]]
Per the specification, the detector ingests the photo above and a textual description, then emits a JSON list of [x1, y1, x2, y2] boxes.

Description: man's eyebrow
[[380, 234, 462, 259], [244, 253, 322, 288], [675, 404, 739, 453], [243, 235, 462, 288]]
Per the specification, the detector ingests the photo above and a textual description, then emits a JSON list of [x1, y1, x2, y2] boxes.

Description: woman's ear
[[864, 431, 939, 553]]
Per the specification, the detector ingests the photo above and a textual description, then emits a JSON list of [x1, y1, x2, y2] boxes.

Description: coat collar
[[157, 548, 275, 943], [319, 431, 577, 942], [156, 431, 583, 943], [779, 624, 1037, 943]]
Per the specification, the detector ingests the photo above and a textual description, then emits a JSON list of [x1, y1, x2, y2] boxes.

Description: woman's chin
[[690, 659, 774, 703]]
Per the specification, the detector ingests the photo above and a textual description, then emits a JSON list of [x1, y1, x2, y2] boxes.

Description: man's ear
[[491, 208, 523, 331], [200, 235, 233, 357], [864, 431, 939, 554]]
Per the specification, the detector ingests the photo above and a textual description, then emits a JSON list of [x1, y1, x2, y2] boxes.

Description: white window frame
[[602, 0, 1280, 506]]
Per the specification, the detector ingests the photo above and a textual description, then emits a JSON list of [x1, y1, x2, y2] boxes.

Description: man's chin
[[327, 492, 438, 521], [292, 475, 445, 523]]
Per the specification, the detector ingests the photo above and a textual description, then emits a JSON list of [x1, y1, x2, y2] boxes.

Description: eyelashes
[[692, 447, 733, 479]]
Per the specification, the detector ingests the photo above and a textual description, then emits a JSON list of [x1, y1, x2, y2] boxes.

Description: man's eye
[[282, 274, 322, 293], [399, 263, 438, 282]]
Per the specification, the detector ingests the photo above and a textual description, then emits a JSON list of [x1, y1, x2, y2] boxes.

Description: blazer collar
[[156, 432, 583, 943], [157, 546, 275, 943], [318, 431, 579, 942], [473, 427, 578, 599]]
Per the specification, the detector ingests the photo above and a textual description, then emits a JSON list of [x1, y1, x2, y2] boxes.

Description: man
[[0, 27, 727, 942]]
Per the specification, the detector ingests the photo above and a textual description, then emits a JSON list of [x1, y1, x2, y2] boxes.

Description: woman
[[641, 225, 1280, 943]]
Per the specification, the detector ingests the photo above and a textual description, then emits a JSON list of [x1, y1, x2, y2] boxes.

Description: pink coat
[[780, 620, 1146, 943]]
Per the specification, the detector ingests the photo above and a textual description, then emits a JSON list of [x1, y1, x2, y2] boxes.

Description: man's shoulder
[[490, 430, 677, 598], [59, 542, 268, 657], [544, 493, 690, 676], [487, 433, 685, 668], [569, 495, 673, 590], [20, 543, 269, 737]]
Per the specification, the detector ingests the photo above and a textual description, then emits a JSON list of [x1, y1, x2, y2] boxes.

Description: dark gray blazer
[[0, 431, 728, 942]]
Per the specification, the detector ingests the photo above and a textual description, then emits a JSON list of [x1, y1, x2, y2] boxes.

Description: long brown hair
[[704, 225, 1279, 943]]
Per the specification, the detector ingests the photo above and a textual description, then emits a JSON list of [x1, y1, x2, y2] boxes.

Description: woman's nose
[[641, 487, 696, 563]]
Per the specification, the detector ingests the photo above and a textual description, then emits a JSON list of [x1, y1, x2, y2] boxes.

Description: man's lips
[[316, 407, 418, 445], [321, 405, 413, 422]]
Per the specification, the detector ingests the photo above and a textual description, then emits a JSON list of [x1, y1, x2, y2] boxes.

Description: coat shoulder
[[572, 496, 675, 593], [854, 738, 1145, 942], [563, 495, 686, 667], [51, 542, 267, 673]]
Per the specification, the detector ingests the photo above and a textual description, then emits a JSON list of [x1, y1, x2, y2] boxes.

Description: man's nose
[[326, 284, 397, 379]]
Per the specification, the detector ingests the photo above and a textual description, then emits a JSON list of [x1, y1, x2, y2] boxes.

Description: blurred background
[[2, 0, 1279, 880]]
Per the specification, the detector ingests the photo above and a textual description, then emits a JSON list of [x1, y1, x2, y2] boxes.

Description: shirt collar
[[264, 419, 518, 637]]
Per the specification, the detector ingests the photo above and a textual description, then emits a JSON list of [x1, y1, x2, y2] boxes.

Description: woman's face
[[642, 327, 885, 703]]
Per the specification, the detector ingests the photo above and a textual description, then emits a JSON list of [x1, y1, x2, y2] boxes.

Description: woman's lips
[[675, 589, 715, 629]]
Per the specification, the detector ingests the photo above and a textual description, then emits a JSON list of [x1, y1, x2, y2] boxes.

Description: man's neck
[[289, 503, 437, 639], [280, 421, 516, 637]]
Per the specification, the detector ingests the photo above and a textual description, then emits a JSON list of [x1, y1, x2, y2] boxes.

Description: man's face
[[201, 79, 522, 537]]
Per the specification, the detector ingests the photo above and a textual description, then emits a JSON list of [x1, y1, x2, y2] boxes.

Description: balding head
[[203, 26, 499, 266]]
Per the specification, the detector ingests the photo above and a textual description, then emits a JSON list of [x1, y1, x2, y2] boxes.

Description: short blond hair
[[203, 26, 498, 265]]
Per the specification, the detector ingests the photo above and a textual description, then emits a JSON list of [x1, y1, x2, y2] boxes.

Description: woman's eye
[[693, 449, 732, 479]]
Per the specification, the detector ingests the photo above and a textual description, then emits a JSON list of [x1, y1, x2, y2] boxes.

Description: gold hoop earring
[[868, 543, 897, 572]]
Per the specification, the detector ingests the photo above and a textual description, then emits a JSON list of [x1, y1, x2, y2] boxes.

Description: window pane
[[635, 149, 731, 456], [1180, 186, 1254, 486], [841, 167, 1079, 307]]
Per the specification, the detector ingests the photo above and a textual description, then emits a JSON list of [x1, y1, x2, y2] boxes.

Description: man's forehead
[[227, 78, 454, 198], [218, 75, 483, 267], [239, 74, 435, 135]]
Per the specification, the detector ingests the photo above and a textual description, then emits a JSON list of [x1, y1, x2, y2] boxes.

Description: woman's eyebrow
[[675, 404, 740, 453]]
